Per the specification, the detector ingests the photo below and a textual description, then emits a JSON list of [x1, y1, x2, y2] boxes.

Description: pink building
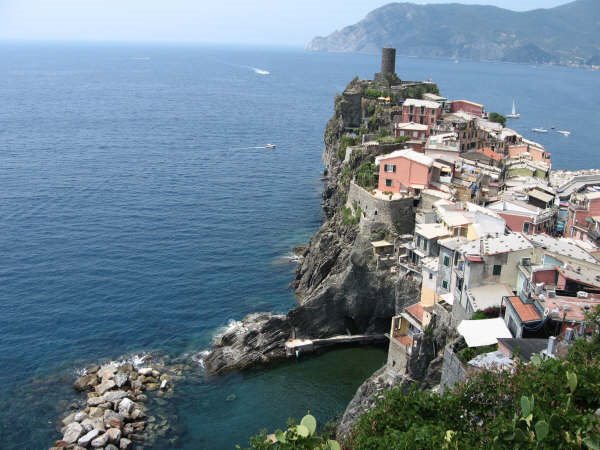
[[375, 149, 434, 194], [487, 198, 555, 235], [508, 144, 551, 164], [450, 100, 485, 117], [566, 191, 600, 239], [394, 122, 429, 140], [401, 99, 441, 127]]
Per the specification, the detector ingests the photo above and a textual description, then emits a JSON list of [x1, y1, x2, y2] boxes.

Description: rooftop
[[405, 303, 426, 324], [526, 234, 598, 264], [461, 232, 533, 256], [543, 295, 600, 322], [375, 149, 434, 167], [395, 121, 429, 131], [497, 338, 548, 360], [371, 240, 394, 248], [403, 98, 441, 109], [558, 264, 600, 289], [528, 189, 555, 204], [506, 295, 542, 323], [468, 351, 514, 370], [468, 284, 514, 311], [415, 223, 452, 240]]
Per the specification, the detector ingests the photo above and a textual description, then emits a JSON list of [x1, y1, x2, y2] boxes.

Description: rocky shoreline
[[49, 355, 188, 450]]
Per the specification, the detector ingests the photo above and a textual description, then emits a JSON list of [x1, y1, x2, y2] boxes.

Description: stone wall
[[347, 182, 416, 233], [440, 344, 467, 391]]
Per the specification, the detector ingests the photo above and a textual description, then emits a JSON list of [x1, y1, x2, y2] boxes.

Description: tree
[[488, 112, 507, 127]]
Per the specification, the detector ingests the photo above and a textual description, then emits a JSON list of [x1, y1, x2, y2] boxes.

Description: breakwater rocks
[[50, 357, 186, 450]]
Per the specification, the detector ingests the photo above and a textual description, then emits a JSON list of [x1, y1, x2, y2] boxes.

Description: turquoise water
[[0, 43, 598, 449]]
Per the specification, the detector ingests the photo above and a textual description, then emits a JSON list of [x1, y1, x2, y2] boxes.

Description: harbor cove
[[1, 42, 599, 449]]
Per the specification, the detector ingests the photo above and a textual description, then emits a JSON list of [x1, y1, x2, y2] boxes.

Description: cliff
[[306, 0, 600, 66], [203, 79, 426, 374]]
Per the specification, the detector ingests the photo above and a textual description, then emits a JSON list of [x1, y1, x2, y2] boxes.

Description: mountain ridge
[[307, 0, 600, 66]]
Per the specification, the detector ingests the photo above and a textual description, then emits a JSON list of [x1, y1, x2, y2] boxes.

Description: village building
[[401, 98, 442, 127], [449, 100, 485, 117], [487, 195, 556, 235], [565, 190, 600, 239], [450, 233, 533, 323], [375, 149, 435, 195], [394, 122, 430, 141]]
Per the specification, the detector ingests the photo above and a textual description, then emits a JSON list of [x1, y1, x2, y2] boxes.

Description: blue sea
[[0, 43, 598, 449]]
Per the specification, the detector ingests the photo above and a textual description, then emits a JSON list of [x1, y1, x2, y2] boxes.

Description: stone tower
[[381, 47, 396, 76], [375, 47, 398, 83]]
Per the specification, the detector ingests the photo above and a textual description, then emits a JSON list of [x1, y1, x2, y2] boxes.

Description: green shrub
[[356, 162, 377, 190], [349, 313, 600, 449], [488, 112, 507, 126]]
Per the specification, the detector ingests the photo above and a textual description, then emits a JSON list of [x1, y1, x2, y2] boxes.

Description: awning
[[528, 189, 554, 204], [457, 318, 513, 347]]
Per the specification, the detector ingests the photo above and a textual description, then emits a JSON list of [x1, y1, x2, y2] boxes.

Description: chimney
[[546, 336, 556, 355]]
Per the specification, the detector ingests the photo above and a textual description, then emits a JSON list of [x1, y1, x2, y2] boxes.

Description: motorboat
[[532, 127, 548, 133], [265, 144, 277, 149], [556, 130, 571, 136], [506, 99, 520, 119]]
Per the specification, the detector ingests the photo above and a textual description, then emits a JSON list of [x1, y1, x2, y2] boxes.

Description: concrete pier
[[285, 334, 387, 357]]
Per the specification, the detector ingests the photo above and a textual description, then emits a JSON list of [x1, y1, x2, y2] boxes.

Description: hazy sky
[[0, 0, 573, 46]]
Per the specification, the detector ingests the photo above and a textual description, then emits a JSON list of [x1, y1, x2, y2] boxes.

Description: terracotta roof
[[405, 303, 425, 324], [394, 335, 414, 346], [478, 147, 503, 162], [507, 296, 542, 323]]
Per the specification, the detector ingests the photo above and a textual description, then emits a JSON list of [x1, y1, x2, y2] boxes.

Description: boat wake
[[252, 68, 270, 75]]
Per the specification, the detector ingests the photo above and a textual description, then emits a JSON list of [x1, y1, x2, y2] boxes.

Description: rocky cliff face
[[204, 80, 420, 374]]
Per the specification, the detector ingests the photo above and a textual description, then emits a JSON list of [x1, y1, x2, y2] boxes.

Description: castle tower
[[381, 47, 396, 76], [375, 47, 398, 83]]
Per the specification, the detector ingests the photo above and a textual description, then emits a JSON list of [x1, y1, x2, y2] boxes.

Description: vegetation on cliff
[[347, 308, 600, 450]]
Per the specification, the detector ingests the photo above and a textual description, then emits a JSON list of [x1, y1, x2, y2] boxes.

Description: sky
[[0, 0, 573, 46]]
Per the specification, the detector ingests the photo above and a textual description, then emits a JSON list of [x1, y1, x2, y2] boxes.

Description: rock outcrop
[[203, 313, 291, 375]]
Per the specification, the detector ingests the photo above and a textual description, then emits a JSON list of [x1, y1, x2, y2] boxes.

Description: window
[[493, 265, 502, 276], [523, 222, 531, 233], [457, 278, 463, 291], [429, 273, 433, 280], [384, 164, 396, 173], [442, 280, 448, 289], [443, 255, 450, 267], [385, 179, 392, 187]]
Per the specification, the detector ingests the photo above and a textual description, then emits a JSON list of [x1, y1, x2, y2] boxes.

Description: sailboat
[[506, 99, 520, 119]]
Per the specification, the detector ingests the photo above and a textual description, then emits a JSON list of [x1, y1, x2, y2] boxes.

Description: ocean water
[[0, 43, 598, 449]]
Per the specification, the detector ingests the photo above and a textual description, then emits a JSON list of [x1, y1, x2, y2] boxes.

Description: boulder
[[130, 408, 145, 420], [97, 364, 118, 380], [91, 432, 109, 448], [95, 379, 116, 395], [88, 407, 105, 418], [118, 398, 134, 418], [103, 410, 124, 429], [105, 445, 119, 450], [137, 367, 153, 376], [106, 427, 122, 443], [62, 422, 83, 444], [119, 437, 132, 449], [77, 428, 100, 447], [74, 374, 98, 391], [114, 371, 128, 388], [73, 411, 87, 422], [61, 412, 76, 427]]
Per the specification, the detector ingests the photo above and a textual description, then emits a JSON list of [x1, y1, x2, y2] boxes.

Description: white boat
[[557, 130, 571, 136], [532, 127, 548, 133], [265, 143, 277, 149], [506, 99, 520, 119]]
